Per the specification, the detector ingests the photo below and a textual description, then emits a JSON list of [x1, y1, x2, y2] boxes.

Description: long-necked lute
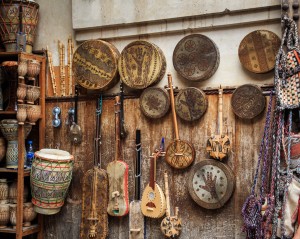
[[206, 87, 230, 160], [141, 139, 166, 218], [160, 171, 182, 238], [129, 129, 144, 239], [165, 73, 195, 169], [107, 96, 129, 216]]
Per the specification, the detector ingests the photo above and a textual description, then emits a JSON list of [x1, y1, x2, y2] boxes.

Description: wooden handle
[[218, 86, 223, 135], [115, 96, 122, 161], [59, 41, 66, 97], [164, 171, 170, 217], [167, 73, 179, 141], [68, 36, 73, 96], [46, 46, 57, 96]]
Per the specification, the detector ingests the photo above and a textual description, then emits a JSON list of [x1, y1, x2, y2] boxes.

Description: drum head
[[231, 84, 266, 119], [175, 87, 207, 121], [35, 148, 73, 161], [118, 40, 166, 89], [139, 87, 170, 119], [72, 40, 120, 90], [238, 30, 281, 73], [173, 34, 220, 81]]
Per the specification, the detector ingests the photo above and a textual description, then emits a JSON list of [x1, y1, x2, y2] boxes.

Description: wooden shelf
[[0, 168, 31, 176], [0, 111, 17, 115], [0, 224, 39, 235]]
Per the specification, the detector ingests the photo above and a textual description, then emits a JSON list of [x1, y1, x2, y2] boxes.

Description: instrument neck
[[115, 96, 122, 162], [168, 74, 179, 140], [218, 88, 223, 135], [164, 172, 170, 217], [135, 130, 141, 200], [149, 154, 156, 189]]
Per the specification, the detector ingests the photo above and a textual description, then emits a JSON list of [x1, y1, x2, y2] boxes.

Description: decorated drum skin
[[175, 87, 207, 121], [173, 34, 220, 81], [238, 30, 281, 74], [30, 149, 74, 215], [231, 84, 266, 119], [72, 40, 120, 90], [139, 87, 170, 119], [118, 40, 166, 89]]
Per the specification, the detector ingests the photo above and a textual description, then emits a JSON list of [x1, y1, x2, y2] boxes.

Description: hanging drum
[[72, 39, 120, 90], [118, 40, 166, 89], [173, 34, 220, 81], [175, 87, 207, 121], [238, 30, 281, 73], [139, 87, 170, 119], [231, 84, 266, 119]]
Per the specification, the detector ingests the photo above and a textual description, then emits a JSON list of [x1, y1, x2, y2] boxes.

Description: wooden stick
[[164, 171, 170, 217], [167, 73, 179, 141], [59, 41, 66, 96], [46, 46, 57, 96], [68, 36, 73, 96], [218, 86, 223, 135]]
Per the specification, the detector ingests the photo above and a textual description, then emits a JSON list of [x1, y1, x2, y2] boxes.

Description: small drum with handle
[[30, 148, 74, 215]]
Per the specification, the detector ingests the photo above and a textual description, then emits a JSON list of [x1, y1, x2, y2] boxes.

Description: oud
[[206, 87, 230, 161], [107, 96, 129, 216], [160, 171, 182, 238], [141, 139, 166, 218]]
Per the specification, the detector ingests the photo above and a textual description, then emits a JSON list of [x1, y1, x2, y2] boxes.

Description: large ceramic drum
[[173, 34, 220, 81], [30, 149, 74, 215], [0, 1, 39, 53], [118, 40, 166, 89], [72, 40, 120, 90]]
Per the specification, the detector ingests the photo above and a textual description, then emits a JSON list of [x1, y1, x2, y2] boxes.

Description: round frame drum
[[30, 149, 74, 215], [118, 40, 166, 89], [173, 34, 220, 81], [139, 87, 170, 119], [72, 40, 120, 90]]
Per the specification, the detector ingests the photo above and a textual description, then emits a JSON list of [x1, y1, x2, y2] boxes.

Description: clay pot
[[9, 181, 29, 204], [0, 138, 6, 164], [26, 105, 41, 125], [0, 204, 9, 228], [9, 204, 17, 228], [27, 60, 40, 81], [26, 85, 40, 104], [16, 104, 27, 125], [23, 202, 37, 227], [17, 83, 27, 103], [0, 179, 8, 204], [17, 59, 28, 82]]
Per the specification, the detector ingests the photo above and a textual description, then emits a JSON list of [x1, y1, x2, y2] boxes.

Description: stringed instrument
[[160, 171, 182, 238], [107, 96, 129, 217], [80, 96, 108, 239], [129, 130, 144, 239], [165, 73, 195, 169], [141, 139, 166, 218], [206, 87, 230, 161]]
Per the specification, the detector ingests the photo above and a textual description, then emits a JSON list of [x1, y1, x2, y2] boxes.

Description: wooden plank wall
[[43, 94, 269, 239]]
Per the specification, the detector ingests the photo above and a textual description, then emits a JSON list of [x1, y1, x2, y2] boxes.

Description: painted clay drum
[[72, 39, 120, 90], [0, 179, 8, 204], [30, 148, 74, 215], [175, 87, 207, 121], [26, 104, 41, 125], [17, 83, 27, 103], [18, 58, 28, 81], [9, 204, 16, 228], [173, 34, 220, 81], [231, 84, 266, 119], [0, 204, 9, 228], [9, 181, 29, 203], [16, 104, 27, 125], [27, 60, 41, 81], [118, 40, 166, 89], [23, 202, 37, 227], [26, 85, 40, 104], [139, 87, 170, 119], [238, 30, 281, 73]]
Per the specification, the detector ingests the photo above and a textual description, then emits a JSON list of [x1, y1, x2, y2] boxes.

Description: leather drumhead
[[175, 87, 207, 121], [238, 30, 281, 73], [173, 34, 220, 81], [139, 87, 170, 119], [231, 84, 266, 119], [118, 40, 166, 89], [72, 40, 120, 90]]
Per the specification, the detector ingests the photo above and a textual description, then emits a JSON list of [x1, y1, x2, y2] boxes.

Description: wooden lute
[[107, 96, 129, 216], [141, 139, 166, 218], [160, 171, 182, 238], [129, 129, 144, 239], [206, 87, 230, 161], [165, 73, 195, 169]]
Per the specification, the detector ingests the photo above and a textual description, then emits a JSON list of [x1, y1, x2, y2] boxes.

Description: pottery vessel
[[27, 60, 40, 81], [0, 204, 9, 228], [17, 83, 27, 103], [26, 85, 40, 104], [26, 105, 41, 125], [0, 137, 6, 164], [23, 202, 37, 227], [16, 104, 27, 125], [9, 204, 17, 228], [17, 59, 28, 82], [9, 181, 29, 204], [0, 179, 8, 204]]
